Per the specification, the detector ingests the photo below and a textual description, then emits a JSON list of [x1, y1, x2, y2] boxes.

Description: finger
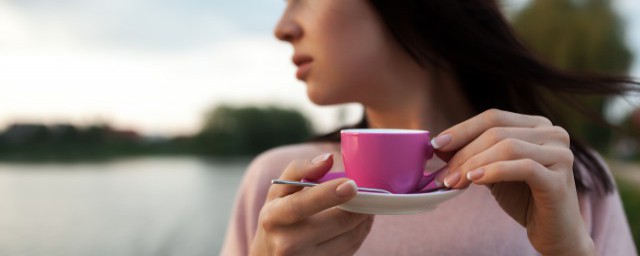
[[433, 109, 553, 153], [446, 139, 573, 189], [267, 178, 358, 225], [300, 208, 371, 244], [456, 126, 571, 160], [436, 126, 570, 184], [267, 153, 334, 200], [465, 159, 560, 192], [315, 216, 374, 256]]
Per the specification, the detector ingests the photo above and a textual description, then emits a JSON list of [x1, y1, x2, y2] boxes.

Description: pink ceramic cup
[[341, 129, 434, 194]]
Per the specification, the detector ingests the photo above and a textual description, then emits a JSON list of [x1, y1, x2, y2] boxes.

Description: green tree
[[195, 105, 313, 156], [511, 0, 633, 151]]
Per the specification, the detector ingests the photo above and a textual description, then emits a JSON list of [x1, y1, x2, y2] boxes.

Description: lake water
[[0, 157, 249, 256]]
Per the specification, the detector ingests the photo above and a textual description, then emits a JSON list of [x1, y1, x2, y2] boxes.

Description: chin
[[306, 87, 343, 106], [307, 92, 334, 106]]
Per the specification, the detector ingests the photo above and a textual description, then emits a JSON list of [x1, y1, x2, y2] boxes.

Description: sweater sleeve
[[577, 157, 637, 255], [589, 188, 637, 255]]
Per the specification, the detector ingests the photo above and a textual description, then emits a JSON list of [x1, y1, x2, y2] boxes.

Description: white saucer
[[308, 172, 466, 215], [338, 189, 464, 215]]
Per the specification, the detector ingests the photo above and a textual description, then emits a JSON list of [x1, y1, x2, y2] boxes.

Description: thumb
[[272, 178, 358, 225], [268, 153, 335, 200]]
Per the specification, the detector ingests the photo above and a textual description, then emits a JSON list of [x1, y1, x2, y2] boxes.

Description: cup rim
[[341, 128, 429, 134]]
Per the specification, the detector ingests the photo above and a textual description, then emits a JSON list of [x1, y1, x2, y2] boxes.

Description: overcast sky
[[0, 0, 638, 136]]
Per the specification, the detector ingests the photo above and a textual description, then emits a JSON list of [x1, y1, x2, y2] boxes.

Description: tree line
[[0, 106, 313, 161]]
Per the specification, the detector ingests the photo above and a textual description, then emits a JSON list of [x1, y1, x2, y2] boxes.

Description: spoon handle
[[271, 179, 392, 194], [271, 179, 320, 188]]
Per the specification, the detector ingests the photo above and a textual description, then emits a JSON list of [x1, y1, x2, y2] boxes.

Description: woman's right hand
[[250, 153, 374, 256]]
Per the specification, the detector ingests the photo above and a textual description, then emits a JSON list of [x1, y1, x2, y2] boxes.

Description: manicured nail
[[431, 134, 452, 149], [443, 171, 461, 188], [335, 180, 357, 198], [311, 153, 332, 165], [467, 168, 485, 181]]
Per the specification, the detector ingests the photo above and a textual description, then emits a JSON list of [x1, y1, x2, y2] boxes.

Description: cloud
[[0, 34, 360, 135], [0, 0, 360, 136], [0, 0, 284, 51]]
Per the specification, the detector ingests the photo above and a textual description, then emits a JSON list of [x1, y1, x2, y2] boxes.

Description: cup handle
[[417, 166, 446, 190], [417, 139, 437, 190]]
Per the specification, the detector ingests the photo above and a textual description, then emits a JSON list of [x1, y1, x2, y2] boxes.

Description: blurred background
[[0, 0, 638, 255]]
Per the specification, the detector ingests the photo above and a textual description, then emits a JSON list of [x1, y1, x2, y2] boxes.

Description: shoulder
[[574, 151, 638, 255], [574, 148, 614, 193]]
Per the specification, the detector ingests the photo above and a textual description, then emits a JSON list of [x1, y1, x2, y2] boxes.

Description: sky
[[0, 0, 639, 136]]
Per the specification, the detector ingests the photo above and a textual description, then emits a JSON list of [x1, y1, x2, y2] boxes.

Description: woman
[[222, 0, 638, 255]]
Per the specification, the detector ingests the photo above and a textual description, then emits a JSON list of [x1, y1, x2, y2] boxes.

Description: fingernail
[[467, 168, 485, 181], [431, 134, 452, 149], [335, 180, 357, 198], [443, 171, 461, 188], [311, 153, 332, 165]]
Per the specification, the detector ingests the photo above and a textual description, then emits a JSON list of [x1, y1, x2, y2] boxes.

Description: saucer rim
[[339, 187, 465, 215], [355, 188, 460, 197], [309, 171, 445, 195]]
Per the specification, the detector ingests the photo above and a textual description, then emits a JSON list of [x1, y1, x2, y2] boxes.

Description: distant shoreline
[[0, 153, 255, 164]]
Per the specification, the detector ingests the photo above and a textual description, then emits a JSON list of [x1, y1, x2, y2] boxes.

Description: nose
[[273, 10, 303, 42]]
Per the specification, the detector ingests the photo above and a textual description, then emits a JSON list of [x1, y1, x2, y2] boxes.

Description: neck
[[364, 68, 474, 134]]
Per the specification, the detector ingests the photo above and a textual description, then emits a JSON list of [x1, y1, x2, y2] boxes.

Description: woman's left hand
[[433, 109, 595, 256]]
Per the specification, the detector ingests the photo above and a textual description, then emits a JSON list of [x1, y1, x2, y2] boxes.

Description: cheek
[[307, 0, 389, 104]]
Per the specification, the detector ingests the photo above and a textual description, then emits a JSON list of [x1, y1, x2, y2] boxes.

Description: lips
[[292, 54, 313, 80], [292, 54, 313, 67]]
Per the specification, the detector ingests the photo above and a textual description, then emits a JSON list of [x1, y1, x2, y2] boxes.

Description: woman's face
[[274, 0, 423, 106]]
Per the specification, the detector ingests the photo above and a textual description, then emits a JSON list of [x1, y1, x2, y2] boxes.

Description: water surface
[[0, 157, 248, 256]]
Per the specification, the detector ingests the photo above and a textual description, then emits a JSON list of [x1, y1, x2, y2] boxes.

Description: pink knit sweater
[[221, 143, 637, 255]]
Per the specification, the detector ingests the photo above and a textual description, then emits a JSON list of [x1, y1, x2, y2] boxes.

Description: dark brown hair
[[313, 0, 640, 194]]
